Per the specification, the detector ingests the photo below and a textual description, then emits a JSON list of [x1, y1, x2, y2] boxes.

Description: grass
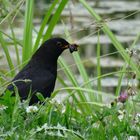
[[0, 90, 140, 139], [0, 0, 140, 139]]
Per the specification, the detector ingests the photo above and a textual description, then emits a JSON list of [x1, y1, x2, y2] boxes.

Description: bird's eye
[[57, 42, 62, 47]]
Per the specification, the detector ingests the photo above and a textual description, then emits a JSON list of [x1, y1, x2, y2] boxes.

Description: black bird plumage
[[6, 38, 77, 104]]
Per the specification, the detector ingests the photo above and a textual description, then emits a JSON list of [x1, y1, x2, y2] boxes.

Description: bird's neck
[[31, 45, 63, 74], [33, 45, 61, 62]]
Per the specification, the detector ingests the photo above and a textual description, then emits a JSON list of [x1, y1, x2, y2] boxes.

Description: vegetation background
[[0, 0, 140, 139]]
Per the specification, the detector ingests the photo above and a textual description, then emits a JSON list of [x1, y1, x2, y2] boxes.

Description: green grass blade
[[42, 0, 68, 42], [0, 0, 25, 25], [0, 30, 22, 47], [53, 87, 115, 100], [0, 32, 15, 76], [58, 57, 86, 102], [9, 22, 21, 69], [115, 66, 126, 96], [62, 21, 95, 101], [97, 30, 102, 102], [73, 52, 95, 101], [22, 0, 34, 65], [79, 0, 140, 78], [32, 0, 59, 53], [116, 32, 140, 96], [58, 57, 93, 114]]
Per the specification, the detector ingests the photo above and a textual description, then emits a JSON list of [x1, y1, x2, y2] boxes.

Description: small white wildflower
[[135, 113, 140, 124], [126, 48, 137, 56], [113, 136, 118, 140], [118, 114, 124, 121], [133, 50, 137, 55], [118, 109, 126, 121], [106, 103, 111, 108], [136, 113, 140, 118], [117, 102, 124, 108], [26, 106, 38, 113], [92, 122, 100, 129], [62, 107, 66, 114], [128, 136, 138, 140], [0, 105, 8, 111]]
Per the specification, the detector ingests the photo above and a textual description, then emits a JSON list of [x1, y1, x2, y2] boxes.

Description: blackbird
[[6, 38, 78, 104]]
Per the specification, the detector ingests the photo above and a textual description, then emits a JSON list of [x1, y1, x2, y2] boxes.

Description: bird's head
[[32, 38, 78, 62], [46, 37, 78, 54]]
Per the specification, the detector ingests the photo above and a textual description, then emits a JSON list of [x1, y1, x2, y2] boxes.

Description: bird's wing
[[31, 70, 56, 92], [7, 70, 56, 99]]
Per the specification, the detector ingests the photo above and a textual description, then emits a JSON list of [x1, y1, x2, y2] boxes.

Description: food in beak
[[69, 44, 78, 53]]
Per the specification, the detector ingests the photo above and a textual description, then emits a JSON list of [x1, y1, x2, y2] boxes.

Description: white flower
[[106, 103, 111, 108], [0, 105, 8, 111], [118, 114, 124, 121], [126, 48, 137, 56], [117, 102, 124, 108], [128, 136, 138, 140], [136, 113, 140, 117], [118, 109, 125, 121], [26, 106, 38, 113], [135, 113, 140, 124]]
